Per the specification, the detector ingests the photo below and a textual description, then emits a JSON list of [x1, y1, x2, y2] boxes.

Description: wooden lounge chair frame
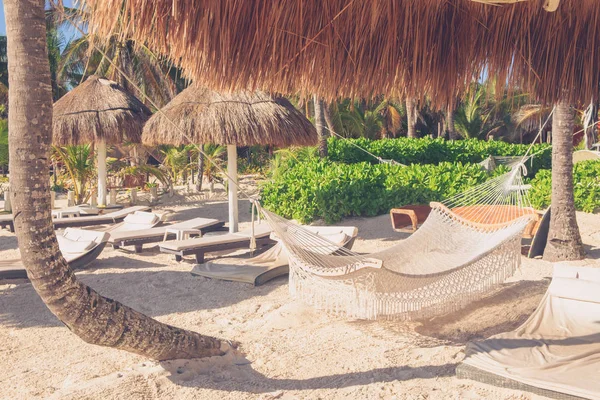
[[161, 234, 275, 263], [191, 225, 360, 286], [0, 206, 151, 232], [111, 219, 226, 253]]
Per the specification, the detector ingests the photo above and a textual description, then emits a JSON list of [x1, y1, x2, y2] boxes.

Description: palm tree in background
[[543, 102, 586, 261], [454, 82, 529, 140], [51, 144, 95, 204], [328, 98, 405, 139], [60, 35, 185, 108]]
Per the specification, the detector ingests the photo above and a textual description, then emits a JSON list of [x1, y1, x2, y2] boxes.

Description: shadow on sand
[[157, 357, 457, 393], [0, 262, 283, 329]]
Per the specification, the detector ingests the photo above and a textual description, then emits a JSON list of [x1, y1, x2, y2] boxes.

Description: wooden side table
[[52, 210, 81, 219], [390, 205, 432, 232], [163, 227, 202, 242]]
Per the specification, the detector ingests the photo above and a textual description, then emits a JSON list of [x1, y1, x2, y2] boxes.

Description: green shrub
[[260, 160, 496, 224], [327, 137, 551, 176], [0, 119, 8, 172], [529, 160, 600, 213]]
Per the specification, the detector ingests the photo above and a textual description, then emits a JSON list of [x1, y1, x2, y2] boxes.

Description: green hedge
[[0, 119, 7, 171], [529, 160, 600, 213], [261, 160, 499, 224], [327, 137, 551, 176]]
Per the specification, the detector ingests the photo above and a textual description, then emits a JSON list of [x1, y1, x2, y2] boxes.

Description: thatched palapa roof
[[84, 0, 599, 106], [53, 75, 151, 145], [142, 86, 317, 147]]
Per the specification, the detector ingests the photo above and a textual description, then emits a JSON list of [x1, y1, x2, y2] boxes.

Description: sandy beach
[[1, 184, 599, 400]]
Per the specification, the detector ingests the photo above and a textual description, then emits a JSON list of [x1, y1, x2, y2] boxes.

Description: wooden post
[[67, 190, 75, 207], [227, 144, 238, 233], [130, 188, 137, 205], [97, 139, 107, 206], [50, 191, 55, 209], [150, 186, 158, 204], [110, 188, 117, 205], [4, 189, 11, 212], [90, 189, 97, 207]]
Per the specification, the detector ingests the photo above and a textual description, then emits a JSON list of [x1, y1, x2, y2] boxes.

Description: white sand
[[1, 187, 599, 400]]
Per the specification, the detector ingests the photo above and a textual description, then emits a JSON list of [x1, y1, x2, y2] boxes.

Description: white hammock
[[257, 166, 537, 320]]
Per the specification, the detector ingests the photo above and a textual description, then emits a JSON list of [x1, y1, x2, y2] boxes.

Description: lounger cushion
[[62, 228, 107, 243], [56, 235, 96, 254], [109, 218, 220, 242], [124, 211, 160, 225]]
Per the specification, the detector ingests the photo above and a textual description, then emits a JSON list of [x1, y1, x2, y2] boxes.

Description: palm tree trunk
[[196, 146, 204, 192], [543, 101, 585, 261], [313, 94, 328, 158], [323, 101, 336, 138], [446, 104, 457, 140], [5, 0, 226, 361], [406, 97, 417, 138]]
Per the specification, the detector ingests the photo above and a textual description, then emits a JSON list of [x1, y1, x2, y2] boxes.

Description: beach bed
[[160, 222, 275, 263], [0, 228, 109, 279], [0, 206, 150, 232], [110, 217, 224, 252]]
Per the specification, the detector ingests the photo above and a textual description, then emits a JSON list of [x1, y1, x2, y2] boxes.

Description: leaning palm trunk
[[406, 97, 417, 138], [543, 101, 585, 261], [5, 0, 225, 361], [313, 94, 328, 158]]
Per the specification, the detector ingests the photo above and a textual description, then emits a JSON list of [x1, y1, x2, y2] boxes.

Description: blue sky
[[0, 0, 79, 40]]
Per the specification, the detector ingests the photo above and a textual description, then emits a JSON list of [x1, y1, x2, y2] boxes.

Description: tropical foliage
[[529, 160, 600, 213], [51, 144, 95, 204], [261, 159, 498, 224], [327, 98, 406, 139], [0, 119, 8, 173], [327, 137, 552, 176]]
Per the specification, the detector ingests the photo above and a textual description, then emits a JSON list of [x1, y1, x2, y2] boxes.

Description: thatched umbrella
[[53, 75, 151, 206], [143, 86, 316, 232], [87, 0, 598, 107]]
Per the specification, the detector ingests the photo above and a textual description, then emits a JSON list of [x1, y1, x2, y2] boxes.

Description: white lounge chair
[[160, 222, 275, 263], [0, 205, 151, 232], [0, 228, 110, 279], [573, 149, 600, 163], [458, 265, 600, 400], [105, 211, 163, 233], [110, 217, 225, 253], [190, 225, 359, 286]]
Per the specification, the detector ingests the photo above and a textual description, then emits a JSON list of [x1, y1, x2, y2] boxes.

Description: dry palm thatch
[[142, 86, 317, 146], [53, 75, 151, 145], [83, 0, 597, 107]]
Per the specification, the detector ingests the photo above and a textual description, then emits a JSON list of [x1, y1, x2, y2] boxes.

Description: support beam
[[227, 145, 239, 233], [97, 139, 107, 206]]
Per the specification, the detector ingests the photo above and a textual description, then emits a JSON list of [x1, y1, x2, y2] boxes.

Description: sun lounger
[[190, 225, 359, 286], [457, 265, 600, 400], [0, 228, 109, 279], [105, 210, 163, 233], [160, 222, 275, 263], [53, 206, 152, 229], [0, 213, 13, 232], [110, 217, 225, 252], [573, 149, 600, 163], [0, 205, 151, 232]]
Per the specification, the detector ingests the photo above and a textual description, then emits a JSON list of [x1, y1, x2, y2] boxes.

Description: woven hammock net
[[258, 165, 537, 320]]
